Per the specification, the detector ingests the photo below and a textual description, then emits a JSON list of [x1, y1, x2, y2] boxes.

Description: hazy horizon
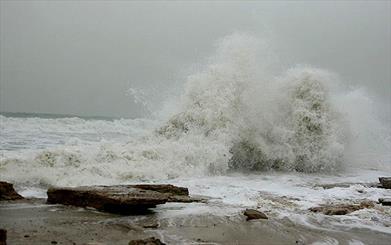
[[1, 0, 390, 118]]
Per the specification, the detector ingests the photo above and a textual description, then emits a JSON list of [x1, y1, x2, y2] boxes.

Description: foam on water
[[0, 33, 390, 187], [0, 34, 390, 236]]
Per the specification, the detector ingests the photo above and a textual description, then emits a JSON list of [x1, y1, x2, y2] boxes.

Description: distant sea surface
[[0, 112, 155, 152]]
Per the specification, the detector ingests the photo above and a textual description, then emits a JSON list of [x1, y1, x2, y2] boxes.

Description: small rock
[[0, 229, 6, 245], [379, 198, 391, 206], [196, 238, 207, 242], [143, 223, 159, 229], [379, 177, 391, 189], [0, 181, 24, 201], [128, 237, 165, 245], [309, 201, 374, 215], [243, 209, 268, 220], [51, 241, 58, 244]]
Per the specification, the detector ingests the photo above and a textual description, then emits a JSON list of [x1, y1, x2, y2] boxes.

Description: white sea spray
[[0, 33, 389, 188]]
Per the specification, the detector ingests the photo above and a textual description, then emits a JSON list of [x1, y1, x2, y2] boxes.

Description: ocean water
[[1, 33, 390, 235]]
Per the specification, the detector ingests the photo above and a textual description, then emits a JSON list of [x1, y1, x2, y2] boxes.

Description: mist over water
[[0, 33, 389, 188]]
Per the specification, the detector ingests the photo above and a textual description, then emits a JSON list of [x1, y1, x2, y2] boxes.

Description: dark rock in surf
[[379, 198, 391, 206], [309, 201, 374, 215], [47, 184, 199, 214], [379, 177, 391, 189], [315, 182, 379, 189], [0, 229, 6, 245], [142, 222, 159, 229], [0, 181, 23, 201], [128, 237, 165, 245], [243, 209, 268, 220]]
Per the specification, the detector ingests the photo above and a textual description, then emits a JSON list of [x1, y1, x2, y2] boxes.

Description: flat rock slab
[[243, 209, 268, 220], [309, 201, 374, 215], [47, 184, 197, 214], [379, 177, 391, 189], [0, 181, 23, 201], [379, 198, 391, 206]]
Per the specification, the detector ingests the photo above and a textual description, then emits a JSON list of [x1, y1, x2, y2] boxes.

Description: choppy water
[[0, 113, 155, 152], [0, 33, 390, 237]]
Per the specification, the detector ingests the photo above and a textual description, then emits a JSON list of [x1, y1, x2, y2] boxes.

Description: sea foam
[[0, 33, 389, 187]]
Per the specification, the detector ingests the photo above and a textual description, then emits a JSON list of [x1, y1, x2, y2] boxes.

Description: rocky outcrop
[[0, 229, 6, 245], [379, 177, 391, 189], [243, 209, 268, 220], [379, 198, 391, 206], [128, 237, 165, 245], [0, 181, 23, 201], [309, 201, 374, 215], [47, 184, 200, 214]]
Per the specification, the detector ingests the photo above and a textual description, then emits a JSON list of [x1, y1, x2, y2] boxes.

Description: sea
[[1, 33, 390, 237]]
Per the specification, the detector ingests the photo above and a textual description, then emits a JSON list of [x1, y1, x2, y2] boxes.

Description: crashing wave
[[0, 33, 389, 187]]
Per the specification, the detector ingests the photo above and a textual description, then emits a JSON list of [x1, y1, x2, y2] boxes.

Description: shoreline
[[1, 198, 391, 245]]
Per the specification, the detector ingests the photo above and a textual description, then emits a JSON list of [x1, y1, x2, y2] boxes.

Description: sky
[[0, 0, 390, 118]]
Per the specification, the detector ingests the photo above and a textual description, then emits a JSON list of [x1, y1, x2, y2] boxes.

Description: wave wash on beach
[[0, 33, 390, 187]]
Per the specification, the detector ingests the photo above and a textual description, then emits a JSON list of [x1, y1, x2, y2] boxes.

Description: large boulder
[[47, 184, 197, 214], [0, 181, 23, 201], [309, 201, 374, 215], [379, 177, 391, 189]]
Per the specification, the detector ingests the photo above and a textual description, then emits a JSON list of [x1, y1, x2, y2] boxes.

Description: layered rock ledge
[[47, 184, 201, 214]]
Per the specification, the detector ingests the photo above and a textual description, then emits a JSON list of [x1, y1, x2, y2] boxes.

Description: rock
[[315, 182, 379, 189], [379, 177, 391, 189], [309, 201, 374, 215], [47, 184, 196, 214], [379, 198, 391, 206], [243, 209, 268, 220], [0, 229, 6, 245], [130, 184, 188, 196], [167, 194, 207, 203], [142, 222, 159, 229], [128, 237, 165, 245], [0, 181, 23, 201]]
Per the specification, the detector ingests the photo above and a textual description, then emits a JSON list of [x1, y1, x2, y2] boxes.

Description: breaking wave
[[0, 33, 389, 187]]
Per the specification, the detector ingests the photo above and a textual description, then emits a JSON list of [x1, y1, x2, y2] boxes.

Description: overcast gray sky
[[1, 0, 390, 118]]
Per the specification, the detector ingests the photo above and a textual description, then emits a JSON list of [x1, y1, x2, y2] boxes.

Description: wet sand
[[1, 199, 391, 245]]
